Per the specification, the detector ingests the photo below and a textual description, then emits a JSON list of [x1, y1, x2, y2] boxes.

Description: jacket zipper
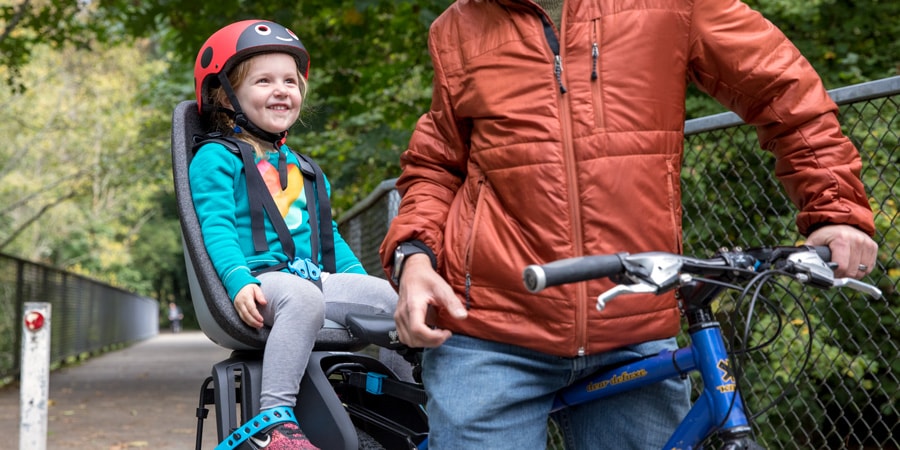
[[539, 14, 567, 94], [590, 19, 605, 130], [537, 11, 587, 356], [667, 159, 682, 254]]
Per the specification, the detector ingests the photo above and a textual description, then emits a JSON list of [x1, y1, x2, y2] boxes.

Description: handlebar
[[523, 246, 880, 310], [522, 253, 627, 293]]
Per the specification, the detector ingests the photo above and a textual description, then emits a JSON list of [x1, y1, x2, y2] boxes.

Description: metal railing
[[0, 253, 159, 383], [338, 76, 900, 449]]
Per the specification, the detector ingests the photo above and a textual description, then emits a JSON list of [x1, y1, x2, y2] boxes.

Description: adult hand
[[394, 253, 467, 348], [805, 224, 878, 279], [234, 283, 267, 328]]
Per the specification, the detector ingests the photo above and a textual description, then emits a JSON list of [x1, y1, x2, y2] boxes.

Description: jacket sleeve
[[687, 0, 875, 236], [379, 18, 471, 277]]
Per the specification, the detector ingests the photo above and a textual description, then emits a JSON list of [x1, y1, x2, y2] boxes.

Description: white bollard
[[20, 302, 51, 450]]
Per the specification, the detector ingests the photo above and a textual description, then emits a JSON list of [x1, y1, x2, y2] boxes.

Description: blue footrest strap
[[215, 406, 297, 450]]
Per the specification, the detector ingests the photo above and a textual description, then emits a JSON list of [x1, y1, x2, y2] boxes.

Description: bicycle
[[194, 244, 879, 450], [519, 245, 881, 449]]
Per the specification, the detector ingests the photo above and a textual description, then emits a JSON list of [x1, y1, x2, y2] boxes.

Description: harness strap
[[233, 139, 296, 260], [192, 134, 337, 276], [347, 372, 427, 406], [251, 262, 289, 277], [296, 153, 336, 273]]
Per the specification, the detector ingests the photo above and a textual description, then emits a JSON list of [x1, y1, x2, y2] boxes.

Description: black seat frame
[[172, 100, 367, 449]]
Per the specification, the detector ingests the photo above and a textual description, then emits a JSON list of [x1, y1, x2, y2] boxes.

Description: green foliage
[[0, 1, 97, 91], [686, 0, 900, 118], [296, 2, 440, 212], [0, 41, 168, 274], [744, 0, 900, 86]]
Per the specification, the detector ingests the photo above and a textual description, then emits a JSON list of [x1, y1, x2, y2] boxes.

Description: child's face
[[231, 52, 303, 134]]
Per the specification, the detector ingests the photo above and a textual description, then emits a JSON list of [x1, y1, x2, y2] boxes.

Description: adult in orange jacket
[[380, 1, 877, 448]]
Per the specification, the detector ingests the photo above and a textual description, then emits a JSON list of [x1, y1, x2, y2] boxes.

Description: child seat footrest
[[214, 406, 296, 450]]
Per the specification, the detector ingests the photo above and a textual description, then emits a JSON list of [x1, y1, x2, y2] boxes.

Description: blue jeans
[[422, 334, 691, 450]]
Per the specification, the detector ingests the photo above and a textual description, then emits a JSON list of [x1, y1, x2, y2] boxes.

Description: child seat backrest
[[171, 100, 359, 351]]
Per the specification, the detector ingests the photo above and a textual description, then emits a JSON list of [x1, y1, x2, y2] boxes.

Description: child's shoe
[[248, 421, 318, 449], [216, 406, 318, 450]]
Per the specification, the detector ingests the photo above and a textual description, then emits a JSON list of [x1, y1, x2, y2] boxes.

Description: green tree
[[686, 0, 900, 119], [0, 41, 168, 281], [746, 0, 900, 86], [0, 0, 99, 90]]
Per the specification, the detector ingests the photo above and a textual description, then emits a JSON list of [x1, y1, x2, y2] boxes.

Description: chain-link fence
[[679, 77, 899, 450], [0, 253, 159, 384], [338, 76, 900, 449]]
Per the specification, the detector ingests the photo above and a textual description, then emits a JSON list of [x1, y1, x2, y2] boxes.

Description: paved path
[[0, 331, 233, 449]]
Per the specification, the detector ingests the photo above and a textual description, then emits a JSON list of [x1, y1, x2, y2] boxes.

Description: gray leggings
[[255, 271, 397, 410]]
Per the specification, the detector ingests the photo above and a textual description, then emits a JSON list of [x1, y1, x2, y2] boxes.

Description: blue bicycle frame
[[413, 280, 756, 450], [414, 280, 754, 450], [551, 317, 751, 448]]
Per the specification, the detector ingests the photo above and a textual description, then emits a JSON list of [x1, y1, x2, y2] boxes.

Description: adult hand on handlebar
[[805, 224, 877, 279], [394, 254, 468, 348]]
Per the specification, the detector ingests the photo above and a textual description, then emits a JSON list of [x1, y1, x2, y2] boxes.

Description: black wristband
[[392, 240, 437, 285]]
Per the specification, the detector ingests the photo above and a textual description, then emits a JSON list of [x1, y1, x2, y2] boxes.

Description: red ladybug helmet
[[194, 20, 310, 114]]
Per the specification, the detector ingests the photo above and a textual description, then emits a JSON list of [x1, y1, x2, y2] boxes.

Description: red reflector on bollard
[[25, 311, 45, 331]]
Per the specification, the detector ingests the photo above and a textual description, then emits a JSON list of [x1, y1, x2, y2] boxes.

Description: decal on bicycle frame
[[716, 359, 736, 393], [585, 368, 649, 392], [288, 257, 321, 281]]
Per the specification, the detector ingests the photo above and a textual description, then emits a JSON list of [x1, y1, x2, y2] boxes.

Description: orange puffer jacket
[[380, 0, 874, 357]]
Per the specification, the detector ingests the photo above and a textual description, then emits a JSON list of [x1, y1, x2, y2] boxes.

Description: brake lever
[[597, 252, 688, 311], [784, 251, 882, 297], [833, 278, 883, 298], [784, 251, 836, 289], [596, 283, 659, 312]]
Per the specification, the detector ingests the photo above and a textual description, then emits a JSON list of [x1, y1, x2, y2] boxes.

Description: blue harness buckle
[[365, 372, 388, 395], [287, 257, 321, 281]]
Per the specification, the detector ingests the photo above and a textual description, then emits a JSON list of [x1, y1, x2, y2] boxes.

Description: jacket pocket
[[462, 176, 487, 309], [590, 18, 605, 131]]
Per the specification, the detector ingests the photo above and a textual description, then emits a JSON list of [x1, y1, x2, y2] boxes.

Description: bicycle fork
[[666, 304, 757, 449]]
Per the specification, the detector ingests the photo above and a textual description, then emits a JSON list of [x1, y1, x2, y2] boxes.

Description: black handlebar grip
[[523, 254, 625, 293], [811, 245, 832, 262]]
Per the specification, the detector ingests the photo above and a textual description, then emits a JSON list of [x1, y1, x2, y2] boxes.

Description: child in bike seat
[[190, 20, 398, 450]]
